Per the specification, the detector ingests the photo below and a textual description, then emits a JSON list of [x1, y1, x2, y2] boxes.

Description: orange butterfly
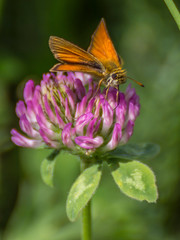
[[49, 18, 144, 97]]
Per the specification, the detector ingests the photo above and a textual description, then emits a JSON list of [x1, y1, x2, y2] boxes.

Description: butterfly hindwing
[[50, 63, 104, 77]]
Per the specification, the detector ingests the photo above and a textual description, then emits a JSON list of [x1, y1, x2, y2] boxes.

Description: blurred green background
[[0, 0, 180, 239]]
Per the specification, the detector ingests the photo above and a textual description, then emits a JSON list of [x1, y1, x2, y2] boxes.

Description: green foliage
[[108, 143, 160, 160], [40, 150, 60, 187], [110, 160, 158, 202], [164, 0, 180, 30], [107, 143, 159, 202], [39, 143, 159, 223], [65, 143, 159, 222], [66, 163, 102, 222]]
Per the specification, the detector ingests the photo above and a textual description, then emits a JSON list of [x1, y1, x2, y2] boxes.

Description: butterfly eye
[[112, 73, 117, 79]]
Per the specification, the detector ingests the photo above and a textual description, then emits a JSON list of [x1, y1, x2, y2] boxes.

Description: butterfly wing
[[50, 63, 104, 77], [88, 18, 121, 72], [49, 36, 105, 75]]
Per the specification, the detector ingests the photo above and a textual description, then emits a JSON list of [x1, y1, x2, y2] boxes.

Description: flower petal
[[65, 87, 76, 112], [61, 123, 75, 148], [54, 106, 66, 129], [19, 114, 40, 138], [11, 129, 43, 148], [128, 95, 140, 121], [16, 101, 26, 118], [39, 128, 60, 148], [36, 105, 59, 140], [75, 95, 87, 118], [44, 94, 57, 124], [105, 123, 122, 150], [121, 120, 134, 144], [23, 80, 35, 103], [74, 78, 86, 100], [26, 100, 37, 123], [75, 113, 94, 136], [75, 136, 103, 149], [86, 118, 99, 138], [125, 84, 136, 102], [32, 86, 42, 114], [102, 102, 113, 134], [64, 98, 72, 122], [116, 94, 127, 126], [86, 98, 95, 113]]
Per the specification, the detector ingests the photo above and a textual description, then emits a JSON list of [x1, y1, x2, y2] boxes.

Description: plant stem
[[82, 200, 91, 240], [81, 161, 92, 240], [164, 0, 180, 30]]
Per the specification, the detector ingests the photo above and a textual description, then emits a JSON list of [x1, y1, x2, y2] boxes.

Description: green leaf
[[108, 143, 160, 161], [40, 150, 60, 187], [110, 160, 158, 202], [66, 163, 102, 222]]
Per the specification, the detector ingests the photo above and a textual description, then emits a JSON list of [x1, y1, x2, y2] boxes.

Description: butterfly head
[[106, 68, 127, 88]]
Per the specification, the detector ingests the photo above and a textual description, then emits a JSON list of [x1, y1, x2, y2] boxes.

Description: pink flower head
[[11, 72, 140, 156]]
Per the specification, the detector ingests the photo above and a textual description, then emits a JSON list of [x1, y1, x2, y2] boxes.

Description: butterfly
[[49, 18, 144, 99]]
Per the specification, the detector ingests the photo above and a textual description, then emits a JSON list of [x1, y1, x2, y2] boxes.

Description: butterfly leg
[[105, 86, 110, 99], [94, 78, 104, 96], [115, 86, 119, 103], [113, 86, 120, 109]]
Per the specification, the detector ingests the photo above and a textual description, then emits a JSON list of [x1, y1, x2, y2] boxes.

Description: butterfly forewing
[[49, 36, 104, 72], [88, 18, 121, 72]]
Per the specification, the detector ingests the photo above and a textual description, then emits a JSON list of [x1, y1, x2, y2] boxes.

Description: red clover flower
[[11, 72, 140, 156]]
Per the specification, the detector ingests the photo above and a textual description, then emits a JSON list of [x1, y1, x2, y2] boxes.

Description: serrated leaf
[[109, 143, 160, 161], [40, 150, 60, 187], [66, 163, 102, 221], [110, 160, 158, 202]]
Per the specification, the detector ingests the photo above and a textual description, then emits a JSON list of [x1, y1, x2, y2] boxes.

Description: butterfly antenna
[[127, 76, 144, 87]]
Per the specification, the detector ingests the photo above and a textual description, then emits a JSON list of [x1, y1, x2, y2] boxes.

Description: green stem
[[81, 161, 92, 240], [82, 200, 91, 240], [164, 0, 180, 30]]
